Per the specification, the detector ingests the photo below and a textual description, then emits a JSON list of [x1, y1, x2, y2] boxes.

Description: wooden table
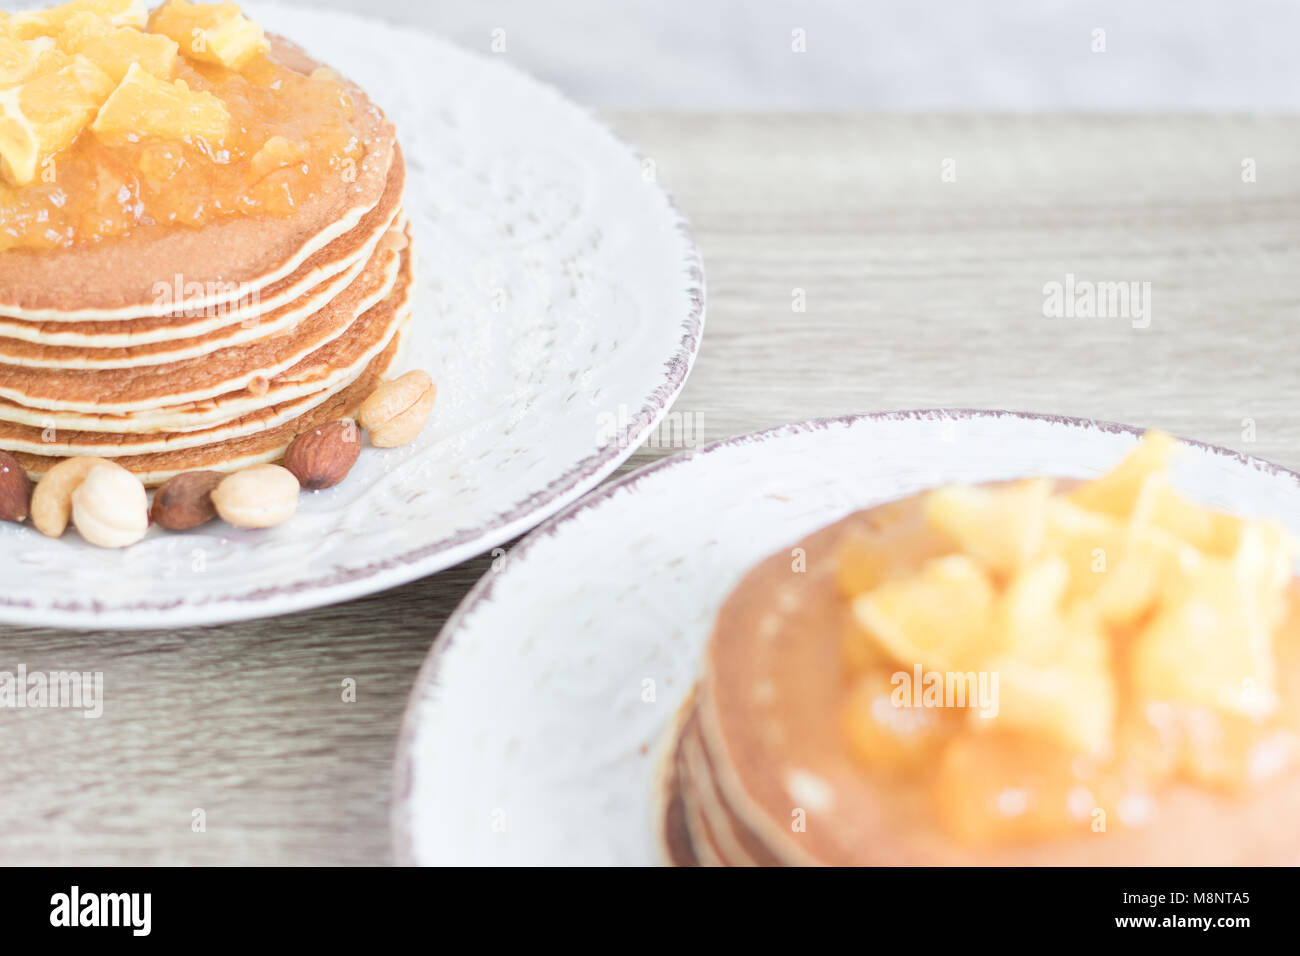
[[4, 114, 1298, 865]]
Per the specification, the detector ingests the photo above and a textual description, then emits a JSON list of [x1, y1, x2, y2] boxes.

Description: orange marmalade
[[0, 0, 363, 252], [836, 432, 1300, 845]]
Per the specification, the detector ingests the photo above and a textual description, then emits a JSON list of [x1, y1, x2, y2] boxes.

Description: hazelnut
[[211, 464, 299, 529], [70, 464, 149, 549], [0, 450, 32, 523], [284, 420, 361, 490], [151, 471, 225, 531], [358, 370, 436, 448]]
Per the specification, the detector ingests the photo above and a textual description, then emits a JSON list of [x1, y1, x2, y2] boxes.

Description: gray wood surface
[[3, 113, 1298, 865]]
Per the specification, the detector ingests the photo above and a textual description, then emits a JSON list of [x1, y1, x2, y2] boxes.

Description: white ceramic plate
[[392, 409, 1300, 865], [0, 3, 703, 629]]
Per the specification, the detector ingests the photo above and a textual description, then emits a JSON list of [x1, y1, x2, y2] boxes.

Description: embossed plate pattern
[[0, 3, 704, 629]]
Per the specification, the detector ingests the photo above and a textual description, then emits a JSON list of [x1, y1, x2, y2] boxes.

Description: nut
[[31, 456, 117, 538], [357, 370, 436, 448], [151, 470, 224, 531], [0, 451, 32, 523], [284, 420, 361, 490], [70, 464, 149, 549], [211, 464, 299, 529]]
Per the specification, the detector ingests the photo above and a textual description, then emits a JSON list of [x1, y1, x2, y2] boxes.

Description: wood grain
[[3, 113, 1298, 865]]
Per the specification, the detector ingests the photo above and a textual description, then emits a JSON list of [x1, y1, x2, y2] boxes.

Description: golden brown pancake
[[0, 335, 377, 456], [0, 235, 401, 412], [657, 700, 703, 867], [672, 700, 789, 866], [664, 492, 1300, 866], [0, 225, 413, 436], [0, 211, 406, 368], [0, 38, 398, 320], [12, 320, 407, 485]]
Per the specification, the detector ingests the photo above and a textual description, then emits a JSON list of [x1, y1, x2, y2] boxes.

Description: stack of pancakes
[[658, 492, 1300, 866], [0, 40, 411, 486], [658, 509, 875, 867]]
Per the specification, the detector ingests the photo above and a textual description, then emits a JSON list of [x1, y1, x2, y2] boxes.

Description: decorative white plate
[[392, 409, 1300, 865], [0, 3, 703, 629]]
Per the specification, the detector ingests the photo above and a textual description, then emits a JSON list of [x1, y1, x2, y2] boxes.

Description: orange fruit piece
[[249, 134, 309, 181], [7, 0, 147, 41], [0, 34, 62, 86], [91, 61, 229, 145], [852, 554, 997, 672], [0, 53, 115, 186], [833, 529, 889, 597], [57, 12, 178, 83], [1070, 430, 1176, 517], [842, 670, 952, 773], [933, 732, 1095, 844], [924, 478, 1053, 577], [149, 0, 267, 70]]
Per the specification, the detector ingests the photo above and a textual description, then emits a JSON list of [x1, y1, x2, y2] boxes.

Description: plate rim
[[0, 17, 707, 631], [390, 406, 1300, 864]]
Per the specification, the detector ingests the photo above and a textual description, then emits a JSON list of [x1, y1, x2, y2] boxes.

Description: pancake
[[678, 709, 763, 866], [0, 231, 414, 438], [0, 232, 402, 413], [0, 157, 406, 347], [0, 37, 398, 320], [12, 317, 409, 486], [0, 211, 407, 368], [665, 493, 1300, 866], [675, 701, 788, 866], [0, 340, 375, 456], [656, 698, 704, 867]]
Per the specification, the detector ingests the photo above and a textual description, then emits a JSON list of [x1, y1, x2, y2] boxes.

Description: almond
[[0, 451, 32, 523], [151, 470, 224, 531], [284, 420, 360, 490], [358, 370, 436, 448]]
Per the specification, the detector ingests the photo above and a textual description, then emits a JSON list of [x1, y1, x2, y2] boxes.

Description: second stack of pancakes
[[0, 39, 412, 486]]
